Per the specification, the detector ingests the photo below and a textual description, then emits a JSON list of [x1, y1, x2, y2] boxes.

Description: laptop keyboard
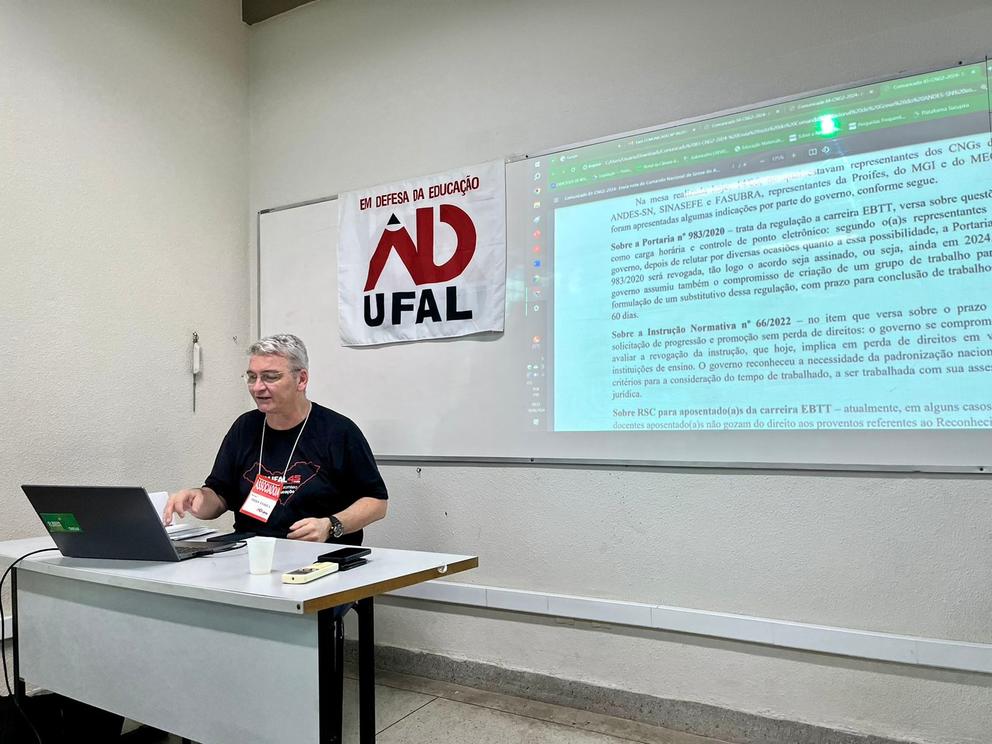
[[174, 543, 208, 558], [172, 539, 244, 559]]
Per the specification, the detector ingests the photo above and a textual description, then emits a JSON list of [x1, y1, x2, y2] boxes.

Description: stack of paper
[[148, 490, 218, 541], [165, 524, 217, 540]]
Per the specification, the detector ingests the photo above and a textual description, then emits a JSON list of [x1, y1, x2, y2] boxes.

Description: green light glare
[[816, 114, 841, 136]]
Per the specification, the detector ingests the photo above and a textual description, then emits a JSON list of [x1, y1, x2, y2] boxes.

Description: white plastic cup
[[247, 536, 276, 574]]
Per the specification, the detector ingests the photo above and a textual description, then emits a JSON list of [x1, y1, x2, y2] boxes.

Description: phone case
[[318, 547, 371, 563]]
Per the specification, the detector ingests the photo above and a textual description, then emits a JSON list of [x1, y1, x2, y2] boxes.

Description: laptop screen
[[21, 485, 211, 561]]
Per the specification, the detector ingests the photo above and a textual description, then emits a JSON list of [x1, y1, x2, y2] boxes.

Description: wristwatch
[[329, 515, 344, 539]]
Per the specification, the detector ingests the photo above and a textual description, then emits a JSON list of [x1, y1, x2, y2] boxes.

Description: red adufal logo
[[363, 205, 477, 327]]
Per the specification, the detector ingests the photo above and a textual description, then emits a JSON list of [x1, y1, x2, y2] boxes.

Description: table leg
[[11, 568, 27, 702], [318, 608, 345, 744], [355, 597, 375, 744]]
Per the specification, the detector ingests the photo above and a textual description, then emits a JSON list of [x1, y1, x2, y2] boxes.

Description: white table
[[0, 537, 478, 744]]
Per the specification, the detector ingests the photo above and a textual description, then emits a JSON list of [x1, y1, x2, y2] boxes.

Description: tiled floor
[[128, 666, 729, 744]]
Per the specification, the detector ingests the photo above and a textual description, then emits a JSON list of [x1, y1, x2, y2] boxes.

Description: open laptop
[[21, 485, 245, 561]]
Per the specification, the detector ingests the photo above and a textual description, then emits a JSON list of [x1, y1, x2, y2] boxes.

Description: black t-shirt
[[203, 403, 387, 544]]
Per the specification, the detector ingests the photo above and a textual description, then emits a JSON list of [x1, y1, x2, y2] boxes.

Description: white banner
[[338, 160, 506, 346]]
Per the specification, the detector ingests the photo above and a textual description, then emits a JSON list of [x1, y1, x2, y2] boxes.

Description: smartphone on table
[[317, 546, 371, 570]]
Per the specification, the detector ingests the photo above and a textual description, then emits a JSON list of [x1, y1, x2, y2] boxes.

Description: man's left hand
[[287, 517, 331, 542]]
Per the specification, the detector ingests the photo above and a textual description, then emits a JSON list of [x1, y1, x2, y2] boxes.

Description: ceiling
[[243, 0, 314, 25]]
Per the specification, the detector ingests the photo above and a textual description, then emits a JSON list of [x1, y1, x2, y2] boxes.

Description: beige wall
[[2, 2, 989, 741], [0, 0, 249, 548]]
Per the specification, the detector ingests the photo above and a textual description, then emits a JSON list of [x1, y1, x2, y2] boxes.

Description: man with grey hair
[[164, 333, 387, 543]]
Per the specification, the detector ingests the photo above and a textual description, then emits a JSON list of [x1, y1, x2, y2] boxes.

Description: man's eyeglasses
[[243, 372, 287, 386]]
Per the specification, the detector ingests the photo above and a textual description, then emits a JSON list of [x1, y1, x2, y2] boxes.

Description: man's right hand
[[163, 486, 228, 526], [163, 489, 203, 525], [164, 486, 227, 525]]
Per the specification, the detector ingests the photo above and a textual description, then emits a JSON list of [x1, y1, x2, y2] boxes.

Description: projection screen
[[260, 60, 992, 471]]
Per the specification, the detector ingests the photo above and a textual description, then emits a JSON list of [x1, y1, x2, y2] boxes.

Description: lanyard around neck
[[258, 402, 312, 481]]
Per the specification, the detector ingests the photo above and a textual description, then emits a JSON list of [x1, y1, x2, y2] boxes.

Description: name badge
[[240, 474, 283, 523]]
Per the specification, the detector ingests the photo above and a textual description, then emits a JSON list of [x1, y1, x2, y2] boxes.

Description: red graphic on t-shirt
[[242, 461, 321, 505]]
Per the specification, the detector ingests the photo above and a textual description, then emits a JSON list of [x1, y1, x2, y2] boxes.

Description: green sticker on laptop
[[39, 512, 82, 533]]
